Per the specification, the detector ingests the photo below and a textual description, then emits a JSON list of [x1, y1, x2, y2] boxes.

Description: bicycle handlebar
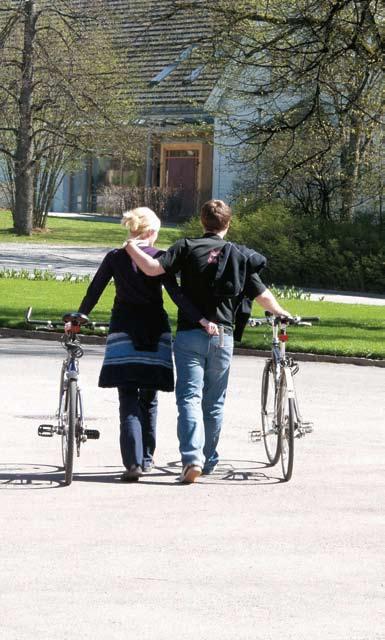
[[248, 314, 320, 327], [25, 307, 108, 330]]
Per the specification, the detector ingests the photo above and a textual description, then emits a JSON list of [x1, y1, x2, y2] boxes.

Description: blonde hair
[[121, 207, 161, 238]]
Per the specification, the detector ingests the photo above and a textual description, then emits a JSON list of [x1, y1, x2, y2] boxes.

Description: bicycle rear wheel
[[61, 378, 76, 485], [261, 360, 280, 465], [277, 371, 295, 481]]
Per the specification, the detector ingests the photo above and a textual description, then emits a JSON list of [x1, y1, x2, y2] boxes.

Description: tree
[[0, 0, 139, 234], [201, 0, 385, 219]]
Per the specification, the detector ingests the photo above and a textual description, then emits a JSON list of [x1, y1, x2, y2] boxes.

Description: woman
[[75, 207, 216, 482]]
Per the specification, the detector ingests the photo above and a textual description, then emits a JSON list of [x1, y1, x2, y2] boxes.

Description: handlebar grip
[[299, 316, 320, 323]]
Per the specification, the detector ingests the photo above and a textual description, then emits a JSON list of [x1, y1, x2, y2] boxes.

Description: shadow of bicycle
[[0, 458, 283, 489], [0, 463, 125, 490], [0, 463, 65, 490]]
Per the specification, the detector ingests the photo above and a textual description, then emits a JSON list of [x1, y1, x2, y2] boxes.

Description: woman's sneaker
[[202, 465, 217, 475], [178, 464, 202, 484], [121, 465, 142, 482]]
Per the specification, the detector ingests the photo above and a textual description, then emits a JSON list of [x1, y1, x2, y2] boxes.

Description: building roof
[[106, 0, 219, 119]]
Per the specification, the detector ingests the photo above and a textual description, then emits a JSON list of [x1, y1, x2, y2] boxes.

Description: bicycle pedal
[[84, 429, 100, 440], [38, 424, 55, 437], [301, 422, 314, 433], [249, 429, 262, 443], [296, 422, 314, 437]]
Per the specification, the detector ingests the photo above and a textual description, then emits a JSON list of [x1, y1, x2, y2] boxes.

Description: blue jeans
[[173, 329, 233, 469], [118, 385, 158, 469]]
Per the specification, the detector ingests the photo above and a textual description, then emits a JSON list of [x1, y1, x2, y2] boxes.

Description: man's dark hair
[[200, 199, 232, 232]]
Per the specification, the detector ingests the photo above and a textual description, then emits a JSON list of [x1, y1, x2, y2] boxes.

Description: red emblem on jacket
[[208, 249, 221, 264]]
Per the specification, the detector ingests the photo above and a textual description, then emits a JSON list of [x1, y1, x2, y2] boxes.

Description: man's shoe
[[142, 461, 154, 473], [121, 465, 142, 482], [178, 464, 202, 484]]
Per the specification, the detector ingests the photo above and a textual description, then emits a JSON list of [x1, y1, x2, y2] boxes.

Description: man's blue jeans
[[173, 329, 233, 470]]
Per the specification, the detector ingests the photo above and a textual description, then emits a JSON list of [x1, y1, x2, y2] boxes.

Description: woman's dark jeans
[[118, 385, 158, 469]]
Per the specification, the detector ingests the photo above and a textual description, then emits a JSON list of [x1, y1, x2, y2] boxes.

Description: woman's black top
[[78, 246, 202, 351]]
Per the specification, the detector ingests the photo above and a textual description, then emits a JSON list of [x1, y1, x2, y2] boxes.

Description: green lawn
[[1, 279, 385, 359], [0, 210, 181, 248]]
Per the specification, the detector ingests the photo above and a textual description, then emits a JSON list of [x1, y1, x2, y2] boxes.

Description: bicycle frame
[[58, 337, 83, 444]]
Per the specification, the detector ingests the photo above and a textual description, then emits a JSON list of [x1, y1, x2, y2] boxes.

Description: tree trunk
[[339, 115, 362, 221], [13, 0, 35, 236]]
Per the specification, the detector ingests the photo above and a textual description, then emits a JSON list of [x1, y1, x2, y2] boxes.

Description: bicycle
[[248, 313, 319, 481], [25, 307, 107, 486]]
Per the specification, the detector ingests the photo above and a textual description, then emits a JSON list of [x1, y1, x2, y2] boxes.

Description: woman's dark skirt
[[98, 331, 174, 392]]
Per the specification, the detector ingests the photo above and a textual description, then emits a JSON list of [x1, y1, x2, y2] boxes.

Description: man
[[125, 199, 290, 484]]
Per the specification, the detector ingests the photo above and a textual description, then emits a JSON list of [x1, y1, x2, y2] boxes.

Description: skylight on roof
[[149, 63, 178, 86], [182, 65, 204, 85], [149, 44, 197, 86]]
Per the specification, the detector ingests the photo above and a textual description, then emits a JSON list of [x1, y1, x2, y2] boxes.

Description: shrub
[[98, 185, 189, 222], [179, 202, 385, 293]]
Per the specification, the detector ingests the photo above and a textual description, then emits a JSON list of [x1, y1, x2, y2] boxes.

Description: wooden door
[[165, 150, 199, 218]]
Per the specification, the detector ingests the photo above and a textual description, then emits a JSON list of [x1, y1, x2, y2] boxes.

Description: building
[[53, 0, 235, 219]]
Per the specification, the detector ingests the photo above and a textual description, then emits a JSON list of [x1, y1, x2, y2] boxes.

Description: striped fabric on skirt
[[98, 332, 174, 392]]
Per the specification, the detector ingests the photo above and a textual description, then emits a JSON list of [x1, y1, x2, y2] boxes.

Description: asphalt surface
[[1, 337, 385, 640]]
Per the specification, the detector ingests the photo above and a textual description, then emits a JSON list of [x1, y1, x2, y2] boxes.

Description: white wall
[[211, 118, 244, 203], [208, 60, 306, 204]]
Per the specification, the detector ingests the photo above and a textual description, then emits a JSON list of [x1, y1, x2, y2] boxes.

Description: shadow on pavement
[[0, 463, 65, 490], [0, 459, 282, 489]]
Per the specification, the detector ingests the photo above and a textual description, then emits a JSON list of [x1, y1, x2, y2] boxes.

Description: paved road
[[0, 242, 110, 276], [1, 337, 384, 640]]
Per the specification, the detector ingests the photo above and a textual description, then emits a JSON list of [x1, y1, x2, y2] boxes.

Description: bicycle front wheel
[[277, 371, 295, 481], [261, 360, 280, 465], [61, 378, 76, 486]]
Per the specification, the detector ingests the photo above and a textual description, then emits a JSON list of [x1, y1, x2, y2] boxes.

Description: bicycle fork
[[284, 367, 313, 438]]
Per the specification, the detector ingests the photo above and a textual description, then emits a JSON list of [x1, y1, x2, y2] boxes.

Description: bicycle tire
[[277, 372, 295, 481], [61, 378, 76, 485], [75, 387, 84, 457], [261, 360, 280, 465]]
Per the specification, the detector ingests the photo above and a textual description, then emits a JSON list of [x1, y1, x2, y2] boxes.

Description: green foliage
[[179, 202, 385, 293], [230, 203, 385, 293], [180, 216, 203, 237], [206, 1, 384, 221]]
